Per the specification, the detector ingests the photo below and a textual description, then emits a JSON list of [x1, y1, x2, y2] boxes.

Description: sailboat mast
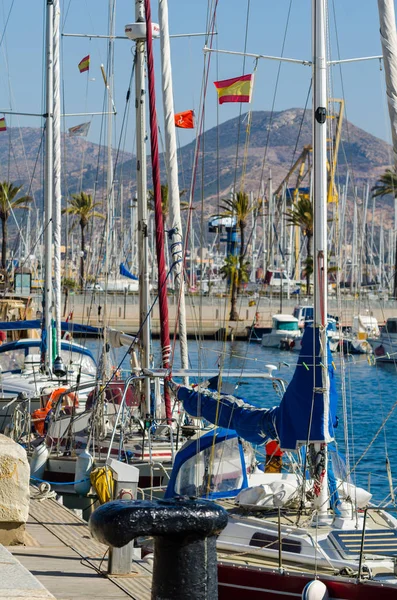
[[313, 0, 328, 329], [44, 0, 54, 370], [53, 0, 62, 359], [313, 0, 329, 518], [134, 0, 151, 415], [378, 0, 397, 298], [158, 0, 189, 383]]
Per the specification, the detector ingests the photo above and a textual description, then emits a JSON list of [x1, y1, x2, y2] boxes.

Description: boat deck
[[9, 487, 153, 600]]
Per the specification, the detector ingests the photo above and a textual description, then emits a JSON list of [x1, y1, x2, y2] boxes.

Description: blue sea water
[[89, 338, 397, 505]]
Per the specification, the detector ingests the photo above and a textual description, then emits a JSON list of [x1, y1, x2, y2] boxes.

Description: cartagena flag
[[214, 74, 253, 104], [68, 122, 91, 137], [174, 110, 194, 129], [0, 118, 6, 132], [78, 55, 90, 73]]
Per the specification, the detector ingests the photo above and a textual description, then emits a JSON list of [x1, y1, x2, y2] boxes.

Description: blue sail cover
[[176, 327, 337, 451], [275, 327, 338, 450], [176, 386, 278, 445], [119, 263, 138, 281]]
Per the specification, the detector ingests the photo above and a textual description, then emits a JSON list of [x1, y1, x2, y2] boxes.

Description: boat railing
[[357, 506, 397, 581]]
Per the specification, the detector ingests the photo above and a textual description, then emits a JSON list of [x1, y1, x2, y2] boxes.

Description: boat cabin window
[[0, 346, 96, 375], [274, 320, 299, 332], [174, 437, 244, 497], [385, 320, 397, 334], [249, 532, 302, 554]]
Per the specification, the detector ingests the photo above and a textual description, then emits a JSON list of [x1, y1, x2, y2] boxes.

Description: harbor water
[[87, 338, 397, 505]]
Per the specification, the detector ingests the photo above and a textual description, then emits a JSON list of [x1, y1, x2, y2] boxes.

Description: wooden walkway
[[9, 489, 152, 600]]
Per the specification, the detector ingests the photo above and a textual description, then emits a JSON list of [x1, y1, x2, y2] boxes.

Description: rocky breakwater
[[0, 434, 29, 544]]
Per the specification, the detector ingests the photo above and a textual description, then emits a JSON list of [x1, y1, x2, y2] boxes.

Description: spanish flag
[[78, 55, 90, 73], [174, 110, 194, 129], [0, 118, 6, 132], [214, 74, 253, 104]]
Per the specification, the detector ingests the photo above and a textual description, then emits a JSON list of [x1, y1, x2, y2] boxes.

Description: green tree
[[372, 169, 397, 199], [0, 182, 32, 269], [148, 184, 188, 223], [217, 192, 256, 278], [372, 169, 397, 297], [220, 255, 250, 321], [62, 192, 104, 290], [214, 191, 256, 319], [285, 197, 313, 295]]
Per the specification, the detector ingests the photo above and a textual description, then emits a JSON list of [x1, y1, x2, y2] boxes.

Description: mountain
[[0, 109, 393, 210], [160, 108, 393, 202]]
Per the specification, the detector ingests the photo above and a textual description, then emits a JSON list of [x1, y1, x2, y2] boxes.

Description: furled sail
[[174, 328, 337, 450], [378, 0, 397, 165], [275, 327, 338, 450]]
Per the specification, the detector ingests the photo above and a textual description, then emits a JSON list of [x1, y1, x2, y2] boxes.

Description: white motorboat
[[368, 317, 397, 362], [261, 314, 302, 350]]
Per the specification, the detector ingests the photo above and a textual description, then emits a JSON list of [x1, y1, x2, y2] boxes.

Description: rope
[[30, 475, 89, 486]]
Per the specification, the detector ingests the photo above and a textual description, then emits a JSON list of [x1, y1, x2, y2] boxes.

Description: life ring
[[32, 387, 79, 435]]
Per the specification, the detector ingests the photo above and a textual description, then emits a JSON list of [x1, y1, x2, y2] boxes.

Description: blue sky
[[0, 0, 393, 157]]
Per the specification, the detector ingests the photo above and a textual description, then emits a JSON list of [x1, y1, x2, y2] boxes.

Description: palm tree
[[217, 192, 256, 273], [220, 255, 250, 321], [372, 169, 397, 199], [372, 169, 397, 297], [213, 191, 256, 320], [62, 192, 104, 290], [285, 197, 313, 295], [0, 182, 32, 269], [148, 184, 188, 224]]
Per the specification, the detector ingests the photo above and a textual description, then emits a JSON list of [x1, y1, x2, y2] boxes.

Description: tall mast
[[378, 0, 397, 298], [158, 0, 189, 383], [44, 0, 54, 370], [127, 0, 151, 415], [312, 0, 329, 519], [53, 0, 62, 360]]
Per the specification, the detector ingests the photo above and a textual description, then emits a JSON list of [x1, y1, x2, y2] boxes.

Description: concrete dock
[[9, 489, 152, 600], [63, 292, 397, 338]]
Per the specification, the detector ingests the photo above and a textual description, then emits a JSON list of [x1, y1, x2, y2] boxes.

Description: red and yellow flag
[[78, 55, 90, 73], [0, 118, 6, 132], [174, 110, 195, 129], [214, 74, 253, 104]]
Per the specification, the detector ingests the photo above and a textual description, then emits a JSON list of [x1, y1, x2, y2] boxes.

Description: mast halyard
[[44, 0, 54, 371], [312, 0, 330, 519]]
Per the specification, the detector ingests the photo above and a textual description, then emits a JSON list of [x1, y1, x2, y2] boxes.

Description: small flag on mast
[[0, 118, 6, 132], [174, 110, 195, 129], [78, 55, 90, 73], [214, 74, 253, 104], [68, 122, 91, 137]]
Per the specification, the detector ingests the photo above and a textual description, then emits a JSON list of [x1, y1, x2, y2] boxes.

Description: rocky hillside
[[0, 109, 392, 210]]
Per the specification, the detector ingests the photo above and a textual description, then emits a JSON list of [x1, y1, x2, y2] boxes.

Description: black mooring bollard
[[89, 497, 228, 600]]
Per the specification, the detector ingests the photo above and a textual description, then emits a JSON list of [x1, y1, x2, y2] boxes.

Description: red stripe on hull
[[218, 563, 397, 599]]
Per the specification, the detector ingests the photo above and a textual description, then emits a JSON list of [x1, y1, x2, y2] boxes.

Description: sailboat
[[0, 0, 99, 436], [164, 0, 397, 597], [24, 0, 196, 500]]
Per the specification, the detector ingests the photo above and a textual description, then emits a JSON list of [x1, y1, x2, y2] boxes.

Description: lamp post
[[280, 262, 285, 314]]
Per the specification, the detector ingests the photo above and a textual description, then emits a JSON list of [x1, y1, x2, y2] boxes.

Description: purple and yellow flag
[[78, 55, 90, 73], [214, 74, 253, 104]]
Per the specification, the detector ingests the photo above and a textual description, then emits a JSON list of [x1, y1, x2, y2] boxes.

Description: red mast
[[144, 0, 172, 423]]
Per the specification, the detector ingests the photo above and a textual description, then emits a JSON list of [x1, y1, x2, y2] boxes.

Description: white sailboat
[[164, 1, 397, 597]]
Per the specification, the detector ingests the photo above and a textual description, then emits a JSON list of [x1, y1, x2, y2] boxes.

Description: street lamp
[[280, 262, 285, 314]]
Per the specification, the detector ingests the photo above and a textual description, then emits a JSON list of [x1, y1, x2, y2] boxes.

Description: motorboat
[[261, 314, 302, 350]]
